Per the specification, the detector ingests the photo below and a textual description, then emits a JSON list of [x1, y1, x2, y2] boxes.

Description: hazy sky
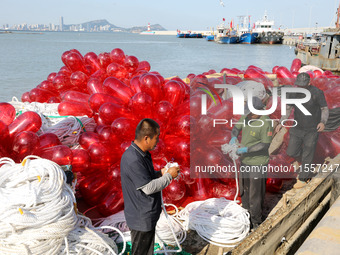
[[1, 0, 338, 30]]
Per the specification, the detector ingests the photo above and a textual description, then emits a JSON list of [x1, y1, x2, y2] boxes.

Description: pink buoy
[[61, 91, 90, 104], [276, 66, 294, 85], [58, 101, 93, 117], [106, 63, 128, 79], [8, 111, 42, 139], [87, 78, 105, 95], [110, 48, 126, 65], [79, 132, 100, 150], [99, 102, 133, 125], [0, 102, 16, 125], [139, 73, 162, 102], [39, 133, 61, 149], [70, 71, 89, 88], [136, 61, 151, 72], [128, 92, 154, 118], [98, 52, 112, 69], [88, 93, 125, 113], [37, 145, 73, 165], [290, 58, 302, 73], [29, 88, 58, 103], [84, 52, 101, 71], [103, 77, 134, 104], [163, 80, 185, 107], [124, 55, 139, 73], [71, 148, 91, 173], [12, 131, 40, 161]]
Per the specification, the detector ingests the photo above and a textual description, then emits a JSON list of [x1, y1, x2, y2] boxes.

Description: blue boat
[[215, 35, 239, 44], [176, 33, 191, 38], [177, 30, 203, 38], [205, 35, 215, 41], [237, 16, 259, 44], [238, 32, 259, 44], [215, 24, 239, 44]]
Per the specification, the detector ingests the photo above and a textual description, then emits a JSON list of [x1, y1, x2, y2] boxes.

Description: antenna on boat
[[336, 0, 340, 29]]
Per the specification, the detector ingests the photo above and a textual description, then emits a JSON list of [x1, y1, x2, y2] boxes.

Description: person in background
[[120, 118, 180, 255], [229, 97, 273, 229], [275, 72, 329, 189]]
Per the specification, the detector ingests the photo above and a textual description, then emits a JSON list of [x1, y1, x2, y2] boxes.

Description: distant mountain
[[64, 19, 167, 33], [128, 24, 166, 33]]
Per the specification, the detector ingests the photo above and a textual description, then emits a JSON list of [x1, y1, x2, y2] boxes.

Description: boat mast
[[337, 1, 340, 29]]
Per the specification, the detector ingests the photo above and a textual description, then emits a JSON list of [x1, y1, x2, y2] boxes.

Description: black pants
[[286, 128, 319, 182], [239, 165, 267, 227], [130, 228, 155, 255]]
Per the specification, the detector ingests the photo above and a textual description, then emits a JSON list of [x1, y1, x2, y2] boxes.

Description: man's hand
[[167, 166, 180, 179], [317, 122, 325, 132], [275, 124, 282, 134], [161, 167, 167, 176]]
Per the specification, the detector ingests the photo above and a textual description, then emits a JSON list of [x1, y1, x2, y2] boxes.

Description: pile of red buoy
[[1, 49, 340, 218]]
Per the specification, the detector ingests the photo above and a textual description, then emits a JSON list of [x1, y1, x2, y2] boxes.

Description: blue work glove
[[236, 147, 248, 155], [229, 137, 237, 145]]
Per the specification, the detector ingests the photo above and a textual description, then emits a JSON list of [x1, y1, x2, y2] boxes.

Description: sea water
[[0, 31, 296, 102]]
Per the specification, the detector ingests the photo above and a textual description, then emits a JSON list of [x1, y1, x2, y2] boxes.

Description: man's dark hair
[[135, 118, 160, 141]]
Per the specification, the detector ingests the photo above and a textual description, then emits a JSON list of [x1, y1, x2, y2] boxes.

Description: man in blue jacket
[[120, 118, 179, 255]]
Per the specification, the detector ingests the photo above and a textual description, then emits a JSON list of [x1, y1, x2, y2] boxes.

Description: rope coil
[[0, 156, 125, 255]]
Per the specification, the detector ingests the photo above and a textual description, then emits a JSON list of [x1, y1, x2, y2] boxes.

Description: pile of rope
[[39, 116, 96, 147], [10, 97, 59, 117], [155, 204, 186, 247], [98, 211, 131, 243], [178, 198, 250, 247], [98, 206, 187, 252], [0, 156, 125, 255]]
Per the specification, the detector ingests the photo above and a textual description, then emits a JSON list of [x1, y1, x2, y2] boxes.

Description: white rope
[[38, 116, 96, 147], [0, 156, 125, 255], [97, 211, 131, 243], [154, 202, 185, 254], [10, 97, 59, 116], [171, 143, 250, 248], [221, 142, 240, 201], [178, 198, 250, 248]]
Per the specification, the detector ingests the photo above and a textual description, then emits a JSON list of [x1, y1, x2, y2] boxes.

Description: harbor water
[[0, 31, 296, 102]]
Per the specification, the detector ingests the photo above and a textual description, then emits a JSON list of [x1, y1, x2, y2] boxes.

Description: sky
[[0, 0, 338, 30]]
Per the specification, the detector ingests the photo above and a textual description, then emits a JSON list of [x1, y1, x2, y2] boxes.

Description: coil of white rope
[[97, 211, 131, 243], [10, 97, 60, 117], [178, 197, 250, 248], [171, 143, 251, 248], [38, 116, 96, 146], [0, 156, 125, 255]]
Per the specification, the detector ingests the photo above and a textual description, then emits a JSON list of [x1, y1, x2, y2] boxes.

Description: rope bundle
[[39, 116, 96, 146], [178, 198, 250, 247], [0, 156, 124, 255]]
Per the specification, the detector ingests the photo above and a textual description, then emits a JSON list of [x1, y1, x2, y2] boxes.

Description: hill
[[64, 19, 167, 32]]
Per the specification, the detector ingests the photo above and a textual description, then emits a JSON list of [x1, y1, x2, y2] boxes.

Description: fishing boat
[[205, 35, 215, 41], [237, 16, 259, 44], [295, 2, 340, 73], [176, 30, 203, 38], [215, 23, 238, 44], [253, 11, 284, 44]]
